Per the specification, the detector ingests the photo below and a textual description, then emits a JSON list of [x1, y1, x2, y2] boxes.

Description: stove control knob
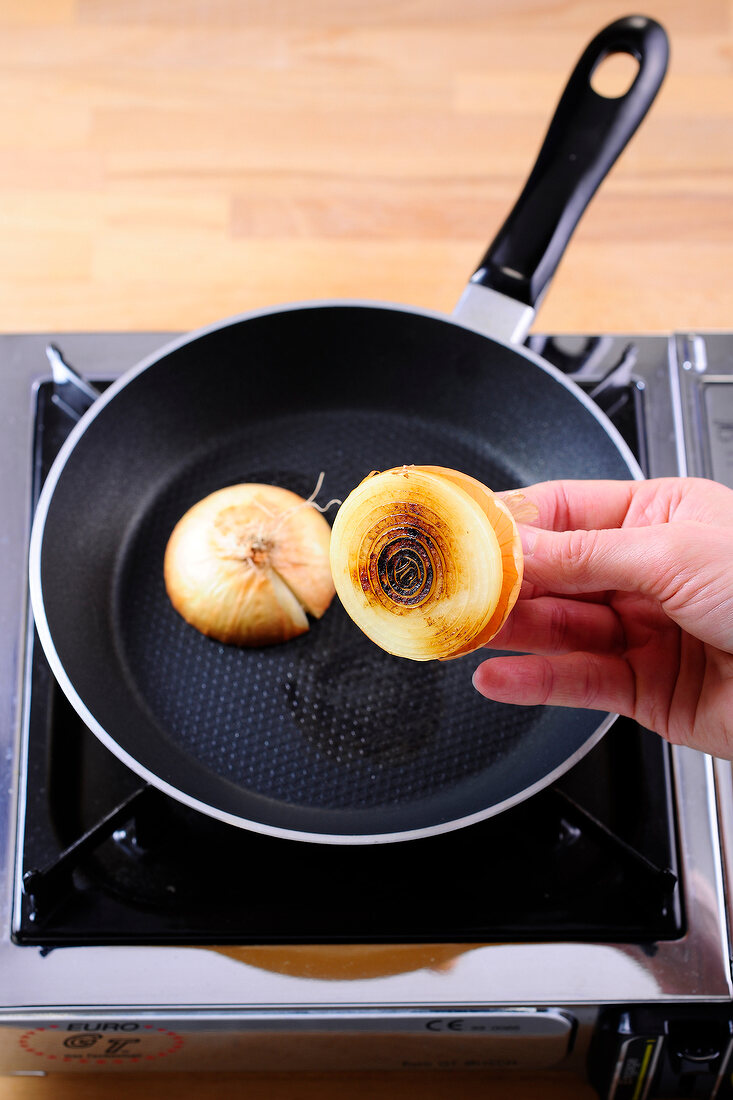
[[666, 1020, 725, 1074]]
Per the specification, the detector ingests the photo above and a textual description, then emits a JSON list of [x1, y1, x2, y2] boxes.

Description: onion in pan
[[164, 483, 335, 646]]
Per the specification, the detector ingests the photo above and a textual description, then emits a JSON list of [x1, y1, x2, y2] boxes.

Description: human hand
[[472, 477, 733, 760]]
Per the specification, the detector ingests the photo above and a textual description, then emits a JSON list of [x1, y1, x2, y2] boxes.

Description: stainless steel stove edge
[[0, 333, 178, 971], [1, 332, 731, 1021]]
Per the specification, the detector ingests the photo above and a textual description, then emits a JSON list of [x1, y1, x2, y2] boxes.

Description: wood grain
[[1, 1, 731, 1097], [1, 0, 731, 336]]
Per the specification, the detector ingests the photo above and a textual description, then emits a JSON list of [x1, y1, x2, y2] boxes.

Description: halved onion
[[329, 465, 523, 661], [164, 483, 335, 646]]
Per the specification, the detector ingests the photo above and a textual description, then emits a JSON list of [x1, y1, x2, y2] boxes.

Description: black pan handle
[[470, 15, 669, 312]]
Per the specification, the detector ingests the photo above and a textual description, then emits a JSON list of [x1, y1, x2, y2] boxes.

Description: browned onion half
[[329, 465, 523, 661]]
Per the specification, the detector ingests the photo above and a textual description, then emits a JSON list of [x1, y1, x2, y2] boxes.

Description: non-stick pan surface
[[31, 303, 638, 842]]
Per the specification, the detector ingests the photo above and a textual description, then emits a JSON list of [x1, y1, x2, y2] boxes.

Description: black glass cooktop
[[15, 336, 683, 947]]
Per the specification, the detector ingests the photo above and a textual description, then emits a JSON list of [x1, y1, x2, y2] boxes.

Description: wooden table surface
[[2, 0, 732, 1097]]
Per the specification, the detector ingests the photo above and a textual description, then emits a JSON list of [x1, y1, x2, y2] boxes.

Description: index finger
[[501, 479, 638, 533]]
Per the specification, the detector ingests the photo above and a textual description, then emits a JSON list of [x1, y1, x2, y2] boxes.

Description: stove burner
[[17, 675, 682, 946], [14, 337, 683, 948]]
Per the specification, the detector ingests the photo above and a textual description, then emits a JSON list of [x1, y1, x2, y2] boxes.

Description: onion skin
[[330, 465, 522, 662], [164, 483, 335, 646]]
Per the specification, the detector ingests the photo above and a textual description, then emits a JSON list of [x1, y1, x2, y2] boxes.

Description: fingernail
[[472, 666, 491, 696], [519, 524, 539, 556]]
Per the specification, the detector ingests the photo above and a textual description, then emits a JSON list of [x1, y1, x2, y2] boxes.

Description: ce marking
[[426, 1018, 482, 1032]]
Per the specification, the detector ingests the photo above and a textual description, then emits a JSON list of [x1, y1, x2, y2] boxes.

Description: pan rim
[[28, 298, 642, 844]]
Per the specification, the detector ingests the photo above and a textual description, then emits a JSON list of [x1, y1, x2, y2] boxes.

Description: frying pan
[[29, 16, 669, 844]]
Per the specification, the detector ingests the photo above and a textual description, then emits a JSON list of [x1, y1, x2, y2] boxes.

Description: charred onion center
[[356, 503, 450, 613], [376, 528, 433, 606]]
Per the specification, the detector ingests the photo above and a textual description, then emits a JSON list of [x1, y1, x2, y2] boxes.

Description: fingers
[[472, 651, 636, 716], [499, 479, 637, 533], [499, 476, 729, 533], [502, 478, 733, 655], [519, 522, 701, 603], [488, 595, 625, 656]]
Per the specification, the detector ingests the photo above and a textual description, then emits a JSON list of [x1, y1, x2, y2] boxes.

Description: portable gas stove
[[1, 328, 733, 1097]]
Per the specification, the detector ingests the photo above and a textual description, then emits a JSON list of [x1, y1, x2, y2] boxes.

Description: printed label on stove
[[18, 1024, 184, 1065]]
